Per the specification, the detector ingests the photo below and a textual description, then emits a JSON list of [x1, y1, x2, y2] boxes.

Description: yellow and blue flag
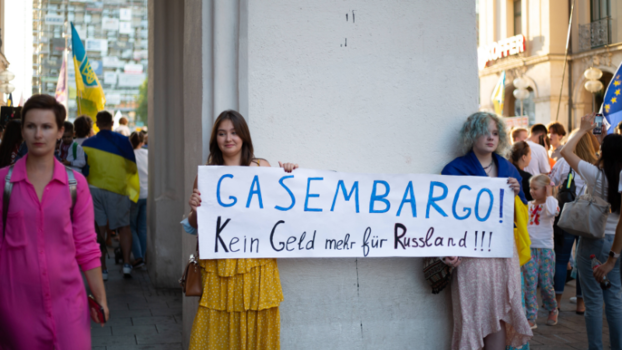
[[71, 22, 105, 121], [491, 71, 506, 116], [603, 63, 622, 134], [6, 93, 12, 107], [82, 130, 140, 202]]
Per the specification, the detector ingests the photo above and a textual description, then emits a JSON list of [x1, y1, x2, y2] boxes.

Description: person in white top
[[129, 131, 148, 268], [523, 174, 560, 328], [549, 131, 597, 315], [114, 117, 131, 137], [561, 113, 622, 350], [524, 124, 551, 176]]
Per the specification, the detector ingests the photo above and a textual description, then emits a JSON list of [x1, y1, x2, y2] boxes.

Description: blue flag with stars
[[603, 63, 622, 134]]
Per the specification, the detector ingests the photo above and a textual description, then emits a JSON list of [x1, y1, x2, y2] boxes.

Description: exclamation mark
[[481, 231, 486, 251], [499, 189, 504, 223], [488, 232, 493, 251], [474, 231, 478, 251]]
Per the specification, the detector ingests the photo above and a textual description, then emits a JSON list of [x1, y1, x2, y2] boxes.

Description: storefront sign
[[478, 35, 526, 70], [196, 167, 515, 259], [85, 39, 108, 54]]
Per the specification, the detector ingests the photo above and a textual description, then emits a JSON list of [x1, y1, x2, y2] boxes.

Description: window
[[591, 0, 610, 21], [513, 0, 522, 35]]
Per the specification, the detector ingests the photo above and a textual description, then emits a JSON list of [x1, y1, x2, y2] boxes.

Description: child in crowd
[[524, 174, 559, 328], [59, 121, 87, 174]]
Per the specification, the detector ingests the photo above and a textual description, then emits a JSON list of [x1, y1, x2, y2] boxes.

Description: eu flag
[[603, 63, 622, 134]]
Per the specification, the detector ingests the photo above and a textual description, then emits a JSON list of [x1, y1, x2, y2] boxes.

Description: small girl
[[524, 174, 560, 329]]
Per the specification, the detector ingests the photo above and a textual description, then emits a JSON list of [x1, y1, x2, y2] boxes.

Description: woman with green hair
[[442, 112, 532, 350]]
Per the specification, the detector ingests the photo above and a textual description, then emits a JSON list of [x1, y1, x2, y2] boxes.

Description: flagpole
[[555, 0, 575, 122]]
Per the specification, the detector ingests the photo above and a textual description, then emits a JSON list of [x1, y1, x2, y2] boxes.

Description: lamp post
[[584, 67, 604, 112], [513, 77, 529, 116]]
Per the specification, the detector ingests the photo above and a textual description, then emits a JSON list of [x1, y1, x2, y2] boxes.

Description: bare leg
[[98, 225, 109, 270], [483, 322, 506, 350], [118, 225, 132, 264]]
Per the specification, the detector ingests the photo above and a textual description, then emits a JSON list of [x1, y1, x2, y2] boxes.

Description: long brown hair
[[207, 110, 254, 166], [572, 131, 598, 165]]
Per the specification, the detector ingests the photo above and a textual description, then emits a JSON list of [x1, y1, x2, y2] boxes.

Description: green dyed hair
[[459, 112, 510, 157]]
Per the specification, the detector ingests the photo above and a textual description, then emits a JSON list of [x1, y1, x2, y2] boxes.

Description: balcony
[[579, 17, 611, 52]]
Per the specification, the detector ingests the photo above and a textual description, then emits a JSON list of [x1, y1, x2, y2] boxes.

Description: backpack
[[3, 165, 77, 235], [72, 142, 90, 177]]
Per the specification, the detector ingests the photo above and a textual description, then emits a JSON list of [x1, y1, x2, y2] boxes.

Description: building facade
[[478, 0, 622, 131], [32, 0, 147, 122]]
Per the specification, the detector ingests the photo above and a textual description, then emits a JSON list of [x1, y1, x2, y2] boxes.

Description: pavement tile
[[106, 344, 183, 350], [150, 306, 183, 317], [136, 333, 183, 345], [90, 325, 113, 337], [132, 315, 178, 327], [91, 334, 137, 346], [112, 324, 158, 337], [113, 308, 153, 318]]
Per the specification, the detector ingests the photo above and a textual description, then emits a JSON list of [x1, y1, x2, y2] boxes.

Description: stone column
[[147, 0, 186, 289]]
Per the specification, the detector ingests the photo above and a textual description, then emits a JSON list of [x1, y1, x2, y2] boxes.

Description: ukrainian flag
[[603, 63, 622, 134], [491, 71, 506, 116], [82, 130, 140, 202], [71, 23, 105, 120]]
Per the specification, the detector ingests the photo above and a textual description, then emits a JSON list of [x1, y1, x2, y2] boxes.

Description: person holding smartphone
[[560, 113, 622, 350], [0, 95, 109, 349]]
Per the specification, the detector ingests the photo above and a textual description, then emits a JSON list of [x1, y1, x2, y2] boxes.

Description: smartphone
[[88, 294, 106, 324], [594, 114, 604, 135]]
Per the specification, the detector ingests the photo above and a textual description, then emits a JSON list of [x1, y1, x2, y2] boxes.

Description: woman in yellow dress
[[181, 110, 298, 349]]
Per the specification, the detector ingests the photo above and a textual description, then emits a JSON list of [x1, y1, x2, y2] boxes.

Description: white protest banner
[[197, 167, 515, 259]]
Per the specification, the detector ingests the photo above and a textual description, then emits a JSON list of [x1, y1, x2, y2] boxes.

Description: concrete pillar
[[147, 0, 186, 288]]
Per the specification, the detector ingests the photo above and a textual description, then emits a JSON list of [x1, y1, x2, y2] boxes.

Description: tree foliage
[[136, 78, 148, 126]]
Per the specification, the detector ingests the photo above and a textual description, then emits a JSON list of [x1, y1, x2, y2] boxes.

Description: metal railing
[[579, 17, 611, 52]]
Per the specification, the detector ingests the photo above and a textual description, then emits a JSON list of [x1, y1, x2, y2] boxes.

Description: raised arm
[[560, 113, 596, 173]]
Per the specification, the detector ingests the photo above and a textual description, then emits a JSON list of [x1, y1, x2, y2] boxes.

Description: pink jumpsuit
[[0, 156, 101, 349]]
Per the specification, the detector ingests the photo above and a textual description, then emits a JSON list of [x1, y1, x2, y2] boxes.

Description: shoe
[[123, 263, 132, 278], [132, 258, 145, 269], [529, 321, 537, 329], [569, 296, 577, 304], [102, 269, 108, 281], [547, 309, 559, 326]]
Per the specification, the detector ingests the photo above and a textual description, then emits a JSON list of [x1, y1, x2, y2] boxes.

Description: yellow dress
[[189, 258, 283, 350]]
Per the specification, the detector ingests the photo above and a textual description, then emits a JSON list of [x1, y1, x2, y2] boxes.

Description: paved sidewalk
[[89, 247, 183, 350], [530, 280, 610, 350], [89, 247, 604, 349]]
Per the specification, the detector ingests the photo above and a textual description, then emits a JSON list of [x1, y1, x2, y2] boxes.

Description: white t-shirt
[[550, 157, 585, 197], [528, 196, 559, 249], [134, 148, 148, 199], [524, 140, 551, 175], [577, 160, 620, 235], [115, 125, 131, 137]]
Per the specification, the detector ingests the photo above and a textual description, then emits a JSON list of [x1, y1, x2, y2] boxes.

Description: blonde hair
[[572, 131, 598, 164], [529, 174, 550, 189]]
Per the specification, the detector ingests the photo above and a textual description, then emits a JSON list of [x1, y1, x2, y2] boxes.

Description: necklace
[[482, 161, 493, 169]]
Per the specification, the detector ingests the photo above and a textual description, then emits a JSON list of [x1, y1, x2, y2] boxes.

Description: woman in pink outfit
[[0, 95, 108, 349]]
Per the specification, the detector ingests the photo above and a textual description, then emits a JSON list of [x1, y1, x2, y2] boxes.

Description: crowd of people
[[2, 94, 622, 350], [443, 113, 622, 350]]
